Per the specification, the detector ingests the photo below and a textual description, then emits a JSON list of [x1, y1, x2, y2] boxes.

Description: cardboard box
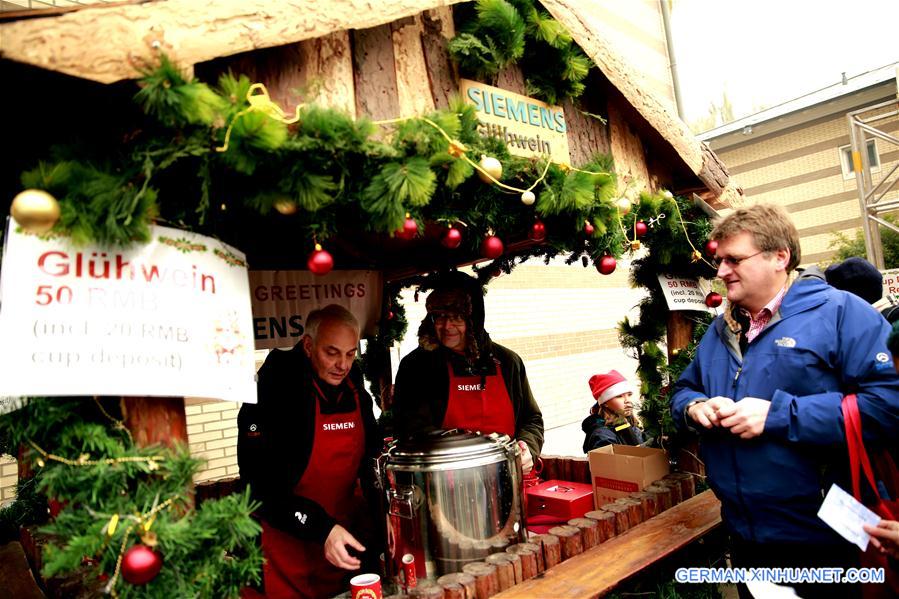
[[526, 479, 595, 522], [588, 444, 670, 508]]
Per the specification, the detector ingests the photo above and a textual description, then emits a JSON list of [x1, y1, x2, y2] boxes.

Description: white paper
[[817, 483, 881, 550]]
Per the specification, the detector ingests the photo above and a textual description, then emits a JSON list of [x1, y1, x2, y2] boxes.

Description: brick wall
[[715, 104, 899, 265]]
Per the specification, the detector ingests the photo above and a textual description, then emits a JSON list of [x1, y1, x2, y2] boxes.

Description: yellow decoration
[[107, 514, 120, 536], [615, 197, 632, 216], [691, 250, 703, 262], [447, 140, 467, 157], [216, 83, 304, 153], [477, 155, 503, 184], [273, 199, 298, 215], [10, 189, 60, 234], [141, 530, 159, 547], [631, 240, 642, 251], [245, 83, 302, 124]]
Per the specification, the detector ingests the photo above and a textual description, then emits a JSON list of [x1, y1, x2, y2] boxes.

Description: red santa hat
[[589, 370, 634, 405]]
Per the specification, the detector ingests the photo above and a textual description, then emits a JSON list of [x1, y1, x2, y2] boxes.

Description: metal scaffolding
[[846, 97, 899, 268]]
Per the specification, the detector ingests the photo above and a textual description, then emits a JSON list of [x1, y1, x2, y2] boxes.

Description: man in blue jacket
[[671, 204, 899, 599]]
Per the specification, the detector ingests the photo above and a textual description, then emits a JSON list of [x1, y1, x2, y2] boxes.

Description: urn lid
[[387, 429, 514, 470]]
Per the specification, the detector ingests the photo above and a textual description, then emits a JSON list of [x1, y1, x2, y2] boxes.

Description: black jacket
[[393, 343, 544, 459], [237, 344, 381, 544], [581, 414, 644, 453]]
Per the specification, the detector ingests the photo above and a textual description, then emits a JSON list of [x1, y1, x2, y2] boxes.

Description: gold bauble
[[10, 189, 60, 234], [477, 155, 503, 184], [273, 199, 298, 215], [615, 197, 632, 216]]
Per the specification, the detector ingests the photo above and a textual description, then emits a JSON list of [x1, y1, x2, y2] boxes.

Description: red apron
[[441, 358, 515, 437], [262, 379, 364, 599]]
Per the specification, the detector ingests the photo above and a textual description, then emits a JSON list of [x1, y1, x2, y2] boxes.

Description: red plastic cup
[[402, 553, 417, 590], [350, 573, 382, 599]]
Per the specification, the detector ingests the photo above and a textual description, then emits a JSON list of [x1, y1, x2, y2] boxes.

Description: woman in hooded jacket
[[392, 271, 543, 472]]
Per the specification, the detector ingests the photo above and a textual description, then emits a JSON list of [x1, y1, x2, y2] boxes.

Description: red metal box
[[526, 479, 595, 521]]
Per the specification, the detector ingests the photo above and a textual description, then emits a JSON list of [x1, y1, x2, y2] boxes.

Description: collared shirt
[[741, 285, 788, 343]]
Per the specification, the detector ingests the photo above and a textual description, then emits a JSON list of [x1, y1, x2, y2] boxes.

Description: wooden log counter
[[495, 490, 721, 598]]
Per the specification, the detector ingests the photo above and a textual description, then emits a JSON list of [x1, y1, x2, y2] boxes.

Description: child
[[582, 370, 644, 452]]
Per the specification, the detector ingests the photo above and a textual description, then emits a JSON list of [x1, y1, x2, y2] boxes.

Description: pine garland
[[0, 398, 262, 597], [616, 194, 717, 445], [450, 0, 592, 105]]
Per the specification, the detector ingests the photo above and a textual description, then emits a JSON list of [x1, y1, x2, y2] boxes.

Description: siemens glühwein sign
[[461, 79, 570, 164]]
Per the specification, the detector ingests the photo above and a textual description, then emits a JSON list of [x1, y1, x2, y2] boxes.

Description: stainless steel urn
[[380, 430, 526, 581]]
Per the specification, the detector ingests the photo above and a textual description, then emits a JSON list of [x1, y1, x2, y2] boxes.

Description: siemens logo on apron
[[322, 422, 356, 431], [457, 384, 483, 391]]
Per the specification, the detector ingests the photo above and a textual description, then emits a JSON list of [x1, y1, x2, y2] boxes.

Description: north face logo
[[774, 337, 796, 348], [294, 511, 307, 524]]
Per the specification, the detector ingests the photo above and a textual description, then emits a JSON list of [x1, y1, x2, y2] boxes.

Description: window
[[840, 140, 880, 179]]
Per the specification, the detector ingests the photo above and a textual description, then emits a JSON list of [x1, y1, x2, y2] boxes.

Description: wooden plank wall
[[193, 6, 648, 174]]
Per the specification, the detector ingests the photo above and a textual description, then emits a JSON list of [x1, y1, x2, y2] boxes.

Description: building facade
[[700, 64, 899, 265]]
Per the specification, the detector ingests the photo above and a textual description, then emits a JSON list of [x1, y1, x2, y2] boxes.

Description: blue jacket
[[671, 277, 899, 544]]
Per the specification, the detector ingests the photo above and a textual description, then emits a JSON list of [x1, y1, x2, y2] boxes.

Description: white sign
[[249, 270, 383, 350], [0, 221, 257, 403], [657, 274, 716, 312], [817, 483, 881, 551], [882, 268, 899, 302]]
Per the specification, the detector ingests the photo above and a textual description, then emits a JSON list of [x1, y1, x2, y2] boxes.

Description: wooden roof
[[0, 0, 740, 207]]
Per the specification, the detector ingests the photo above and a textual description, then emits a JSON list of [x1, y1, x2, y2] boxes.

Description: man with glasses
[[392, 271, 543, 473], [671, 203, 899, 599]]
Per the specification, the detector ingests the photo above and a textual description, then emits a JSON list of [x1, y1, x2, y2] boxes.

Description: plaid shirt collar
[[740, 285, 788, 343]]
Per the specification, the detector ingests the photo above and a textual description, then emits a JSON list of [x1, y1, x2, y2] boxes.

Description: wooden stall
[[1, 1, 740, 595]]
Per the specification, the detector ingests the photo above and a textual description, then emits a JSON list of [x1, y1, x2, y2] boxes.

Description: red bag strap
[[841, 394, 883, 503]]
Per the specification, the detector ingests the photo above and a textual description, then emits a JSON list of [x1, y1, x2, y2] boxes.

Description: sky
[[669, 0, 899, 126]]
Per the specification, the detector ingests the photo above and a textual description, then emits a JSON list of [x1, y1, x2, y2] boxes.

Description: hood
[[416, 271, 492, 367]]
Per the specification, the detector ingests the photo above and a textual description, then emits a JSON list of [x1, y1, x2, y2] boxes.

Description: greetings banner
[[0, 221, 257, 403], [250, 270, 383, 350]]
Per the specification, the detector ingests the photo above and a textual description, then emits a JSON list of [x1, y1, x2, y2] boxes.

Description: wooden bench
[[496, 490, 722, 598]]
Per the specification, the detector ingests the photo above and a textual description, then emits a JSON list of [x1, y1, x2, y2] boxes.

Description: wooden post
[[120, 397, 188, 448]]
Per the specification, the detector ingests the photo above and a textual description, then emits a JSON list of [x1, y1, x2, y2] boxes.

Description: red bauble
[[441, 226, 462, 249], [705, 239, 719, 256], [481, 235, 504, 259], [596, 255, 617, 275], [705, 291, 723, 308], [396, 216, 418, 240], [307, 244, 334, 276], [529, 220, 546, 241], [584, 221, 595, 235], [635, 221, 648, 237], [121, 544, 162, 585]]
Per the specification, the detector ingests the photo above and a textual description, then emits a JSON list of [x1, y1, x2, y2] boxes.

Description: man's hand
[[687, 396, 735, 429], [518, 440, 534, 473], [323, 524, 365, 570], [718, 397, 770, 439], [863, 520, 899, 559]]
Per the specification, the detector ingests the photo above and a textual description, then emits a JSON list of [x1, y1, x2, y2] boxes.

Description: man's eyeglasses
[[712, 250, 766, 269], [430, 313, 466, 326]]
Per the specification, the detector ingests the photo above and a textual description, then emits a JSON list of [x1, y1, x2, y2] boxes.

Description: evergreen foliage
[[449, 0, 592, 104], [615, 194, 716, 445], [0, 398, 262, 597]]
